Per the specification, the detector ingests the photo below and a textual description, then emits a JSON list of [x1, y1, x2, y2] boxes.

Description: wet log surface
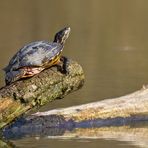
[[0, 57, 84, 129]]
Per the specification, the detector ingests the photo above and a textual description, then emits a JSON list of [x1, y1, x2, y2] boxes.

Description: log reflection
[[3, 119, 148, 148]]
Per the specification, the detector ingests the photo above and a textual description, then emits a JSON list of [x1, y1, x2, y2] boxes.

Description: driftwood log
[[0, 58, 84, 129], [21, 86, 148, 126]]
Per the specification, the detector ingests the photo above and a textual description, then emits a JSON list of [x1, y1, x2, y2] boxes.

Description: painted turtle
[[4, 27, 71, 85]]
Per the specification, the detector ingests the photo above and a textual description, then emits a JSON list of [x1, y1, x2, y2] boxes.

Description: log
[[28, 86, 148, 126], [0, 58, 85, 129]]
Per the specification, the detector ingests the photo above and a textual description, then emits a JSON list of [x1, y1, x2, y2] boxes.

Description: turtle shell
[[4, 41, 63, 72]]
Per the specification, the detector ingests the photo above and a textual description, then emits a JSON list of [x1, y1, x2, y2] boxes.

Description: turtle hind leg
[[5, 67, 44, 85], [5, 69, 26, 85], [5, 68, 34, 85]]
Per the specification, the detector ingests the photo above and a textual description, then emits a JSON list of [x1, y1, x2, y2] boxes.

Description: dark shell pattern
[[4, 41, 63, 72]]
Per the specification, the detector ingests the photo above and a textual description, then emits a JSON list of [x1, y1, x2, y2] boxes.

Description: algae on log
[[0, 58, 84, 129]]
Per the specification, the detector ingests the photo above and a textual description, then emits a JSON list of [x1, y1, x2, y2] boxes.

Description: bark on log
[[0, 58, 84, 129]]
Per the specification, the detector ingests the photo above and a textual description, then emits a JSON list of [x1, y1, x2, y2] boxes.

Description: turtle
[[4, 27, 71, 85]]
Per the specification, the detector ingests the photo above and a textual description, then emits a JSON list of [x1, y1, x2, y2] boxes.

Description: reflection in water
[[1, 0, 148, 148], [3, 121, 148, 148], [61, 125, 148, 148]]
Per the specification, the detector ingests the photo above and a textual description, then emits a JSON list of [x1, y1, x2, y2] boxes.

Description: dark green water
[[0, 0, 148, 147]]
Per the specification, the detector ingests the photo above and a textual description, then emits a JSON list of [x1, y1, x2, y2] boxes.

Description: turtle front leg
[[61, 56, 69, 74], [56, 56, 69, 74]]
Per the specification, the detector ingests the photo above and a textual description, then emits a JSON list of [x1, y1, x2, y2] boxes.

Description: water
[[0, 0, 148, 147]]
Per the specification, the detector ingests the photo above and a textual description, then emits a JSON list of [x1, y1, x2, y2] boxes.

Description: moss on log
[[0, 58, 84, 129]]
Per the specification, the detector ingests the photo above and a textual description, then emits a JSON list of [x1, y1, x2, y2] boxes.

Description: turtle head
[[54, 27, 71, 45]]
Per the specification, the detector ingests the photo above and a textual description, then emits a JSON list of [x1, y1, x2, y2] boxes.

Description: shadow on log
[[0, 58, 84, 129]]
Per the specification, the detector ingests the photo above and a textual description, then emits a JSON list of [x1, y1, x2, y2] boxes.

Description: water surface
[[0, 0, 148, 147]]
